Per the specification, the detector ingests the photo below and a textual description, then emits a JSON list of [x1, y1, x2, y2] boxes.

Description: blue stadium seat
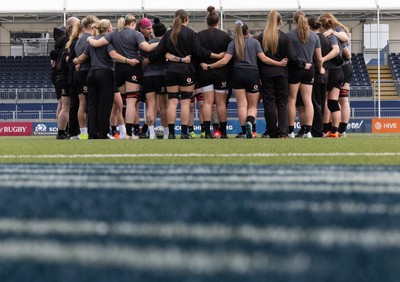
[[349, 54, 372, 91], [0, 56, 52, 90]]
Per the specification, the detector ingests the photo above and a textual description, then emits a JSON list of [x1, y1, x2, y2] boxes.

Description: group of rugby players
[[51, 6, 351, 140]]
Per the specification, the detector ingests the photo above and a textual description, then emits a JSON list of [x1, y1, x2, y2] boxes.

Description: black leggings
[[261, 76, 288, 138], [87, 69, 115, 139]]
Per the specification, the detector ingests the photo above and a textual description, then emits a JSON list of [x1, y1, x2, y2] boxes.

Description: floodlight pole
[[296, 0, 301, 10], [141, 0, 145, 18], [63, 0, 67, 26], [220, 0, 224, 30], [376, 0, 381, 119]]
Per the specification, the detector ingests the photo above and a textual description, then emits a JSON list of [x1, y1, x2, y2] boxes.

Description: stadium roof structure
[[0, 0, 399, 24]]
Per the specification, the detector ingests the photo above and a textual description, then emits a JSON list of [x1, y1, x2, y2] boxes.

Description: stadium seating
[[0, 56, 57, 120], [0, 56, 53, 89], [350, 53, 373, 97], [388, 52, 400, 83]]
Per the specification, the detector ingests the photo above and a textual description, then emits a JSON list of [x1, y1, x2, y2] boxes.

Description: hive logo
[[372, 118, 400, 133]]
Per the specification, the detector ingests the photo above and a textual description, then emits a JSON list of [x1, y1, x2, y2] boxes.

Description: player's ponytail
[[171, 9, 188, 46]]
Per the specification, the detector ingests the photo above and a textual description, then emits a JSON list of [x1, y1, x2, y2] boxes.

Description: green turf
[[1, 134, 400, 165]]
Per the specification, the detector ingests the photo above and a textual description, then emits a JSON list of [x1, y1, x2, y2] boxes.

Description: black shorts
[[230, 68, 260, 93], [166, 72, 195, 87], [198, 81, 230, 92], [74, 70, 89, 95], [142, 75, 167, 95], [55, 85, 62, 100], [197, 74, 230, 91], [55, 77, 70, 98], [341, 63, 353, 84], [327, 67, 344, 92], [115, 63, 143, 87], [289, 66, 314, 85]]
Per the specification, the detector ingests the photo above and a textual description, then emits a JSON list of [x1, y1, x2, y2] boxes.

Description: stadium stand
[[0, 56, 54, 89], [0, 56, 57, 120], [388, 52, 400, 93], [368, 64, 399, 100], [349, 53, 373, 98]]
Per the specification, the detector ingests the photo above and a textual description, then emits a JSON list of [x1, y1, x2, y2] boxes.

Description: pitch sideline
[[1, 152, 400, 159]]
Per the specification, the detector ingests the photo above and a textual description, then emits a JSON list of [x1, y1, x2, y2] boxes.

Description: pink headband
[[139, 18, 152, 28]]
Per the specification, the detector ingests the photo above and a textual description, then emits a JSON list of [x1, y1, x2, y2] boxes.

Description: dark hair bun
[[207, 6, 215, 14], [152, 18, 167, 37]]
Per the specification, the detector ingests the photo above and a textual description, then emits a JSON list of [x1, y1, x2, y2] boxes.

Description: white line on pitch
[[0, 239, 310, 274], [0, 152, 400, 159], [1, 218, 400, 249]]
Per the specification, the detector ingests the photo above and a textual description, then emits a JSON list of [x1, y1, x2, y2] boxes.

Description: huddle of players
[[52, 7, 351, 140]]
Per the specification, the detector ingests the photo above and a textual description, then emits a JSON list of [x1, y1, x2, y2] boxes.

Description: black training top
[[196, 27, 232, 82], [258, 30, 304, 78], [149, 25, 211, 74]]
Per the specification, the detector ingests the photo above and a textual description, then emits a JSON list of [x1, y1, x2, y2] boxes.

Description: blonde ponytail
[[294, 11, 309, 43], [319, 12, 349, 35], [234, 20, 247, 61], [92, 19, 112, 35], [262, 9, 281, 55], [66, 21, 83, 52]]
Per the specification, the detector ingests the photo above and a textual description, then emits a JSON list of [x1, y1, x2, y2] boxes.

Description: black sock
[[181, 125, 188, 135], [204, 121, 211, 135], [339, 122, 347, 134], [246, 116, 255, 125], [133, 124, 140, 135], [288, 126, 294, 134], [58, 129, 65, 135], [253, 122, 256, 133], [220, 121, 227, 135], [126, 123, 133, 136], [188, 126, 194, 133], [305, 125, 312, 134], [111, 126, 117, 135], [323, 123, 330, 133], [331, 126, 338, 134], [141, 123, 148, 133], [168, 124, 175, 135], [241, 125, 246, 134], [200, 123, 205, 133], [300, 125, 306, 133]]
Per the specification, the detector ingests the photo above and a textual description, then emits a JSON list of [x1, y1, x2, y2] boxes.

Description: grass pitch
[[1, 134, 399, 165]]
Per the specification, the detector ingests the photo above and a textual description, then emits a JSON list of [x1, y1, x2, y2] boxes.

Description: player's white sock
[[80, 127, 88, 135], [163, 127, 169, 135], [148, 126, 155, 139], [119, 124, 126, 135]]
